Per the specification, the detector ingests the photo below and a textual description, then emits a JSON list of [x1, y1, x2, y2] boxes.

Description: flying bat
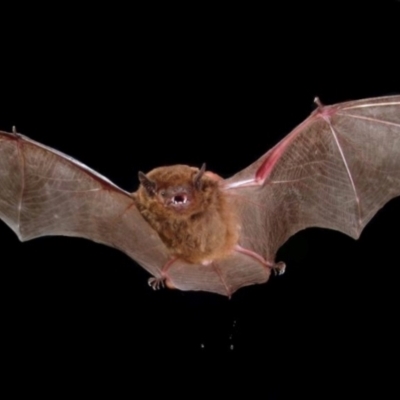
[[0, 95, 399, 296]]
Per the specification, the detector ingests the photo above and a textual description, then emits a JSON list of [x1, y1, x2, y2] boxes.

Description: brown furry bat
[[1, 95, 400, 295], [134, 165, 239, 265]]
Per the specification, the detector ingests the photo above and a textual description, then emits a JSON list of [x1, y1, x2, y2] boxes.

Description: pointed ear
[[138, 171, 157, 196], [193, 163, 206, 190]]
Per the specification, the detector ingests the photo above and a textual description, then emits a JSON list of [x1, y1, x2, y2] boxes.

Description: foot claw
[[148, 277, 165, 290]]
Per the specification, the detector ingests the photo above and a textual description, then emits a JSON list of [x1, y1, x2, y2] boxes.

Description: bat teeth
[[172, 195, 188, 205]]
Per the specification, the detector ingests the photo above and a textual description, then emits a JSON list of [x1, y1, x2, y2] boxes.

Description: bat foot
[[148, 276, 166, 290], [273, 261, 286, 276]]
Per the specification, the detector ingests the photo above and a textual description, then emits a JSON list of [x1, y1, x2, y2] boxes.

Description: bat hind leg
[[235, 245, 286, 276], [148, 257, 177, 290]]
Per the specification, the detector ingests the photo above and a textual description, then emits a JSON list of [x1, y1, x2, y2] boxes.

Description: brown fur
[[133, 165, 238, 264]]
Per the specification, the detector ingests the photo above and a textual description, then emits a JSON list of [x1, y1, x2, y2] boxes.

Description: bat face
[[137, 164, 206, 217]]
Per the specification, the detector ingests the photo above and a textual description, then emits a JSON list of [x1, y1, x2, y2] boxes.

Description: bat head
[[136, 164, 217, 218]]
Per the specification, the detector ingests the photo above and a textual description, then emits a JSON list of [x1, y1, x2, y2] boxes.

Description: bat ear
[[138, 171, 157, 196], [193, 163, 206, 190]]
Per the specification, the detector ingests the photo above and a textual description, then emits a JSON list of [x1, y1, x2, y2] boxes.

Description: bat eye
[[160, 190, 166, 197]]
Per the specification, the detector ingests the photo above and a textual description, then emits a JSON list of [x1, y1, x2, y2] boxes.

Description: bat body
[[135, 165, 239, 265], [0, 96, 399, 296]]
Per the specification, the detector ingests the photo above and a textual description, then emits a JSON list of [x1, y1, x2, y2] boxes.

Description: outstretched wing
[[0, 130, 169, 278], [226, 96, 400, 267]]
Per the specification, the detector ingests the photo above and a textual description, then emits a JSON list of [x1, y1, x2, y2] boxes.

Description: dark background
[[0, 2, 399, 397]]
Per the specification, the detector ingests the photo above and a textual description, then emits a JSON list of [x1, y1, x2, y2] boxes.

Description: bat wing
[[0, 130, 170, 279], [225, 96, 400, 274], [0, 130, 269, 296]]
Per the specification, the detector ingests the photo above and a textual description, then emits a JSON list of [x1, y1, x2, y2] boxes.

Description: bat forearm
[[224, 178, 261, 190]]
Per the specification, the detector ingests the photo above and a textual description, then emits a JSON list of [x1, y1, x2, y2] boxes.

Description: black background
[[0, 2, 399, 397]]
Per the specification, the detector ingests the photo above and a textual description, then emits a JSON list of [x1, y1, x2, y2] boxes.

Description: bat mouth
[[166, 193, 191, 211], [171, 194, 188, 205]]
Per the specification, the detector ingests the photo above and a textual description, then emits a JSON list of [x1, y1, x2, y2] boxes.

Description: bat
[[0, 95, 399, 297]]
